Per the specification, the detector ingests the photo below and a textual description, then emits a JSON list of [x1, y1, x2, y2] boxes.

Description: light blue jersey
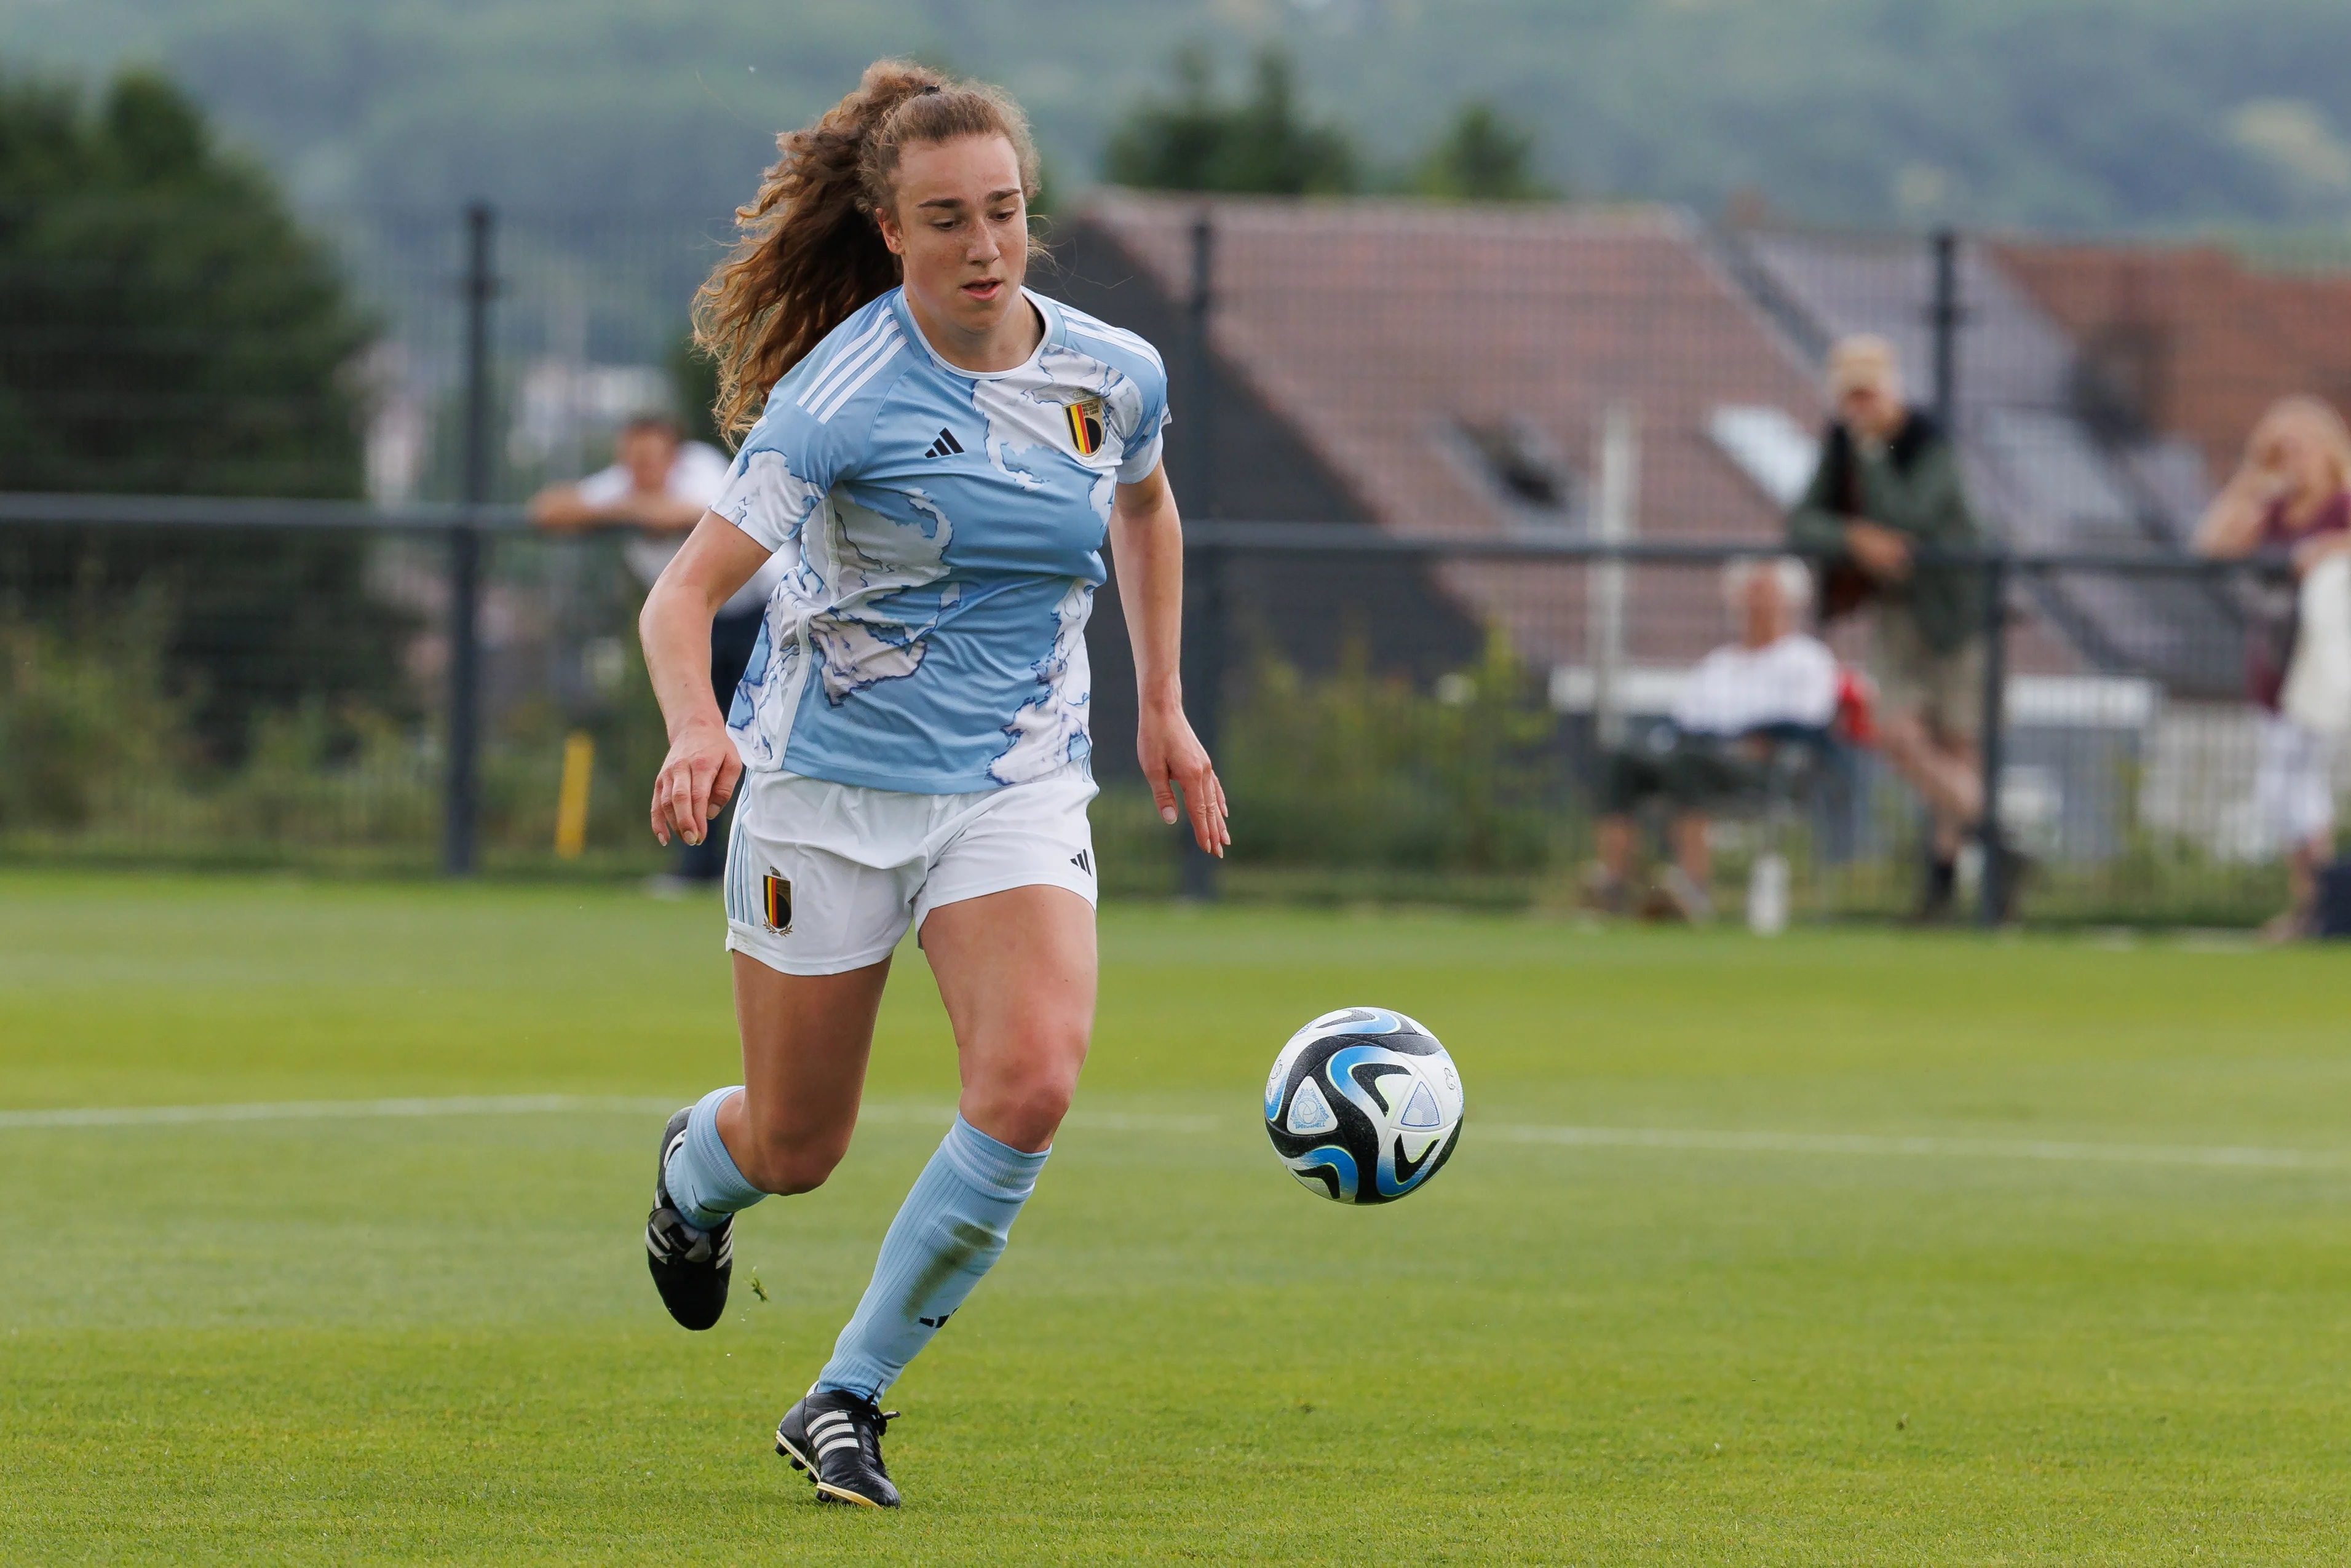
[[712, 287, 1168, 793]]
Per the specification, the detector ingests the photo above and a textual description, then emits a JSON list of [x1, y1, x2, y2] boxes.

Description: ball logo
[[1285, 1077, 1336, 1134]]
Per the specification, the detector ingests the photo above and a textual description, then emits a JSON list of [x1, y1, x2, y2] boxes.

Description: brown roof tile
[[1083, 192, 1829, 667], [1993, 240, 2351, 479], [1086, 193, 2087, 676]]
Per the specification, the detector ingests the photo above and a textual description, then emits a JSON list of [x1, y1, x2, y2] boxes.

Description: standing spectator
[[1585, 556, 1840, 922], [2194, 395, 2351, 940], [1786, 335, 2005, 922], [532, 414, 777, 883]]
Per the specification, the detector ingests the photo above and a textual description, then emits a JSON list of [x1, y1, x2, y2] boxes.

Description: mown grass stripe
[[2, 1095, 2340, 1171]]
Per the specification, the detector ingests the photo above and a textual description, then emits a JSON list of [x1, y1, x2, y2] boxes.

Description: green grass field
[[5, 873, 2351, 1564]]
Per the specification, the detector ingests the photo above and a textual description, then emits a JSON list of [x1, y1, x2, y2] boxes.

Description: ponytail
[[693, 60, 1041, 440]]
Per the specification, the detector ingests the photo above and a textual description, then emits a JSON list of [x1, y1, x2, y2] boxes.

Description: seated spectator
[[1585, 556, 1840, 921]]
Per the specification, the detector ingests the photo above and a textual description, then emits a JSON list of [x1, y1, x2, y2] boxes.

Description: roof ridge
[[1082, 188, 1694, 238]]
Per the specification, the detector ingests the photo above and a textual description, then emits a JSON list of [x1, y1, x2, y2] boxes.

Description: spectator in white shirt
[[531, 414, 777, 881], [1587, 556, 1839, 920]]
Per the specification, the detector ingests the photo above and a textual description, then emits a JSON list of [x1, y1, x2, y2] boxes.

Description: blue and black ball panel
[[1264, 1010, 1462, 1205]]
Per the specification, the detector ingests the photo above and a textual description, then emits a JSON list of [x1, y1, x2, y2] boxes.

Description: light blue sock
[[664, 1086, 765, 1232], [816, 1115, 1049, 1401]]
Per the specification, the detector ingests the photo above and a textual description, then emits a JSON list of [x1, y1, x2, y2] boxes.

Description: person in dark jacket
[[1786, 335, 1997, 921]]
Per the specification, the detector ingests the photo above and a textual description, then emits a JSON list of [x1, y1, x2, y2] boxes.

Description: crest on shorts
[[762, 871, 792, 935], [1064, 396, 1104, 457]]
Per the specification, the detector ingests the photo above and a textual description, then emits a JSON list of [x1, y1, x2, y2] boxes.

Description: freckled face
[[875, 134, 1029, 339]]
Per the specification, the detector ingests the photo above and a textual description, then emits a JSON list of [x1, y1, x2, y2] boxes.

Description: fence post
[[1587, 401, 1639, 751], [1975, 550, 2008, 927], [1929, 227, 2004, 923], [1929, 228, 1960, 432], [1180, 210, 1222, 901], [443, 202, 496, 878]]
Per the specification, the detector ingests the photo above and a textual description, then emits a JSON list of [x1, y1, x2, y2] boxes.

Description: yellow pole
[[553, 731, 595, 860]]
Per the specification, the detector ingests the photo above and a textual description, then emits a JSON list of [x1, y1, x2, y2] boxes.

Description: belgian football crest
[[1064, 395, 1104, 457], [762, 872, 792, 935]]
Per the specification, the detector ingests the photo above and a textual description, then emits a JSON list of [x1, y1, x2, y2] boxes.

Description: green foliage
[[0, 608, 182, 833], [21, 1, 2351, 233], [0, 68, 369, 496], [0, 609, 431, 854], [1408, 101, 1555, 202], [1220, 630, 1560, 873], [0, 544, 672, 873], [667, 335, 724, 453], [1103, 47, 1358, 196], [0, 65, 404, 762]]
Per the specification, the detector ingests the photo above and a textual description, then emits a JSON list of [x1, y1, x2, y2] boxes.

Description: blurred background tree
[[1104, 47, 1359, 196], [22, 0, 2351, 235], [667, 334, 724, 452], [1408, 102, 1556, 202], [0, 66, 407, 766], [0, 69, 367, 495]]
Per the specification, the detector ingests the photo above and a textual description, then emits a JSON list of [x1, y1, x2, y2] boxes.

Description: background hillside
[[6, 0, 2351, 232]]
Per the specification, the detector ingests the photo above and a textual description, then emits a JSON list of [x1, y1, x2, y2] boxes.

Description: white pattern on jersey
[[713, 288, 1168, 793]]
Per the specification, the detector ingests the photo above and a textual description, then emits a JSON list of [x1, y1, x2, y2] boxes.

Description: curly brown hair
[[692, 60, 1042, 441]]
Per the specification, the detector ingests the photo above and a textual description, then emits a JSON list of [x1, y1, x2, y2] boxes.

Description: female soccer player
[[634, 61, 1227, 1508]]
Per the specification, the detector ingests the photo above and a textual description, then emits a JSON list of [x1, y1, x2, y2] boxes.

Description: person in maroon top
[[2195, 395, 2351, 938]]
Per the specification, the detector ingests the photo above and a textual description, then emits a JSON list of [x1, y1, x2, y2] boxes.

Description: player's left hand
[[1138, 700, 1229, 858]]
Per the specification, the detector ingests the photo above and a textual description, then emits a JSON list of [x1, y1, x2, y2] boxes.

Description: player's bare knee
[[993, 1057, 1082, 1142]]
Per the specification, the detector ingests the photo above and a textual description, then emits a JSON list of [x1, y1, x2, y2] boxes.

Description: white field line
[[0, 1094, 2339, 1173], [1476, 1123, 2344, 1171], [0, 1094, 679, 1130]]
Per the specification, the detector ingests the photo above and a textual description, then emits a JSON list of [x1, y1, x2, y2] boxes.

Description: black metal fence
[[0, 488, 2320, 927], [1166, 529, 2309, 927], [2, 201, 2345, 927]]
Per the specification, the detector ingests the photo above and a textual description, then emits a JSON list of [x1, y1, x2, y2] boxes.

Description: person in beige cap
[[1788, 335, 2010, 921]]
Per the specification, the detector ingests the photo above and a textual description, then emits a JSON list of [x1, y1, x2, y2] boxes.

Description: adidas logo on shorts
[[1069, 850, 1092, 877]]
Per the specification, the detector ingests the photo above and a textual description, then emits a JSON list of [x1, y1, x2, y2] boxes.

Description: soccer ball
[[1263, 1007, 1464, 1205]]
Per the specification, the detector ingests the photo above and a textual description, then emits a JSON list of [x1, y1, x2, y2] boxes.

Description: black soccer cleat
[[776, 1388, 903, 1508], [645, 1106, 732, 1331]]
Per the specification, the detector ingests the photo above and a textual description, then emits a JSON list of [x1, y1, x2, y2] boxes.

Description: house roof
[[1079, 192, 1832, 668], [1693, 228, 2254, 687], [1081, 192, 2099, 681], [1991, 240, 2351, 483]]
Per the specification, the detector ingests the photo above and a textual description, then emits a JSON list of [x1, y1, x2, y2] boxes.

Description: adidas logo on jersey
[[924, 427, 965, 459]]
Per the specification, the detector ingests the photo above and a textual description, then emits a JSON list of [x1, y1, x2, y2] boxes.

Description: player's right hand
[[650, 716, 742, 849]]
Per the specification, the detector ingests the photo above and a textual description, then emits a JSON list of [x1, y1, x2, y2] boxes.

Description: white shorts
[[722, 760, 1098, 975], [2252, 713, 2339, 851]]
